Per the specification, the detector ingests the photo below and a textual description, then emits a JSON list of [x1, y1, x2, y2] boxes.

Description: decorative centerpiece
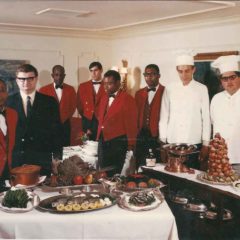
[[163, 144, 197, 173], [197, 133, 239, 184]]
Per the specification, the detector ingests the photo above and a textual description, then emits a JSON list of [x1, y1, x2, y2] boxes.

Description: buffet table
[[142, 164, 240, 222], [143, 164, 240, 198], [0, 188, 178, 240]]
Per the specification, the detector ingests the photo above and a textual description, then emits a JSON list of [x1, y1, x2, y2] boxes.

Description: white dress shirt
[[0, 113, 7, 136], [54, 83, 62, 102], [148, 84, 159, 104], [210, 89, 240, 164], [108, 92, 117, 107], [92, 80, 102, 94], [159, 80, 211, 145], [20, 91, 36, 117]]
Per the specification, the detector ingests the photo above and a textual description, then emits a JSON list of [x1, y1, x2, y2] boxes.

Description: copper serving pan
[[10, 165, 41, 186]]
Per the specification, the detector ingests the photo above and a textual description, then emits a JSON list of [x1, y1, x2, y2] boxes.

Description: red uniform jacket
[[135, 84, 165, 137], [77, 80, 106, 120], [0, 107, 18, 176], [97, 91, 138, 147], [39, 83, 77, 123]]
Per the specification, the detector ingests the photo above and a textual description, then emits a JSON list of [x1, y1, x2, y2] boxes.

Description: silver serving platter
[[171, 195, 188, 204], [115, 179, 164, 193], [0, 191, 40, 213], [118, 189, 164, 212], [183, 202, 207, 212], [37, 192, 116, 214], [197, 173, 234, 186], [40, 183, 107, 193], [204, 209, 233, 220]]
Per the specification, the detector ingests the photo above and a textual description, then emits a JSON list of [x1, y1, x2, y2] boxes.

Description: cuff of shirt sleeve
[[202, 140, 209, 146], [160, 138, 167, 144]]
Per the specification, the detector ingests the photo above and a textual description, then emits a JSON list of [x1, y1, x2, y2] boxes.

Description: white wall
[[0, 19, 240, 95], [111, 21, 240, 95], [0, 33, 112, 90]]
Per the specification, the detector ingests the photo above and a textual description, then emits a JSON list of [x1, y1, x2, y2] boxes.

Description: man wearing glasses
[[7, 64, 62, 176], [211, 55, 240, 169], [135, 64, 165, 167], [159, 53, 211, 169]]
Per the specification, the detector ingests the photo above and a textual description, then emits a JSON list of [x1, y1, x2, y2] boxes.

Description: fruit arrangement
[[202, 133, 239, 183], [46, 155, 106, 187], [117, 174, 162, 191], [2, 189, 30, 208]]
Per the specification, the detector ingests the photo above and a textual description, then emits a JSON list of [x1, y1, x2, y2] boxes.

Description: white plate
[[118, 189, 164, 212], [5, 176, 46, 189], [0, 190, 40, 213]]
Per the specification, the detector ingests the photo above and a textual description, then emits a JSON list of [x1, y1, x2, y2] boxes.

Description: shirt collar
[[224, 88, 240, 98], [20, 90, 36, 102]]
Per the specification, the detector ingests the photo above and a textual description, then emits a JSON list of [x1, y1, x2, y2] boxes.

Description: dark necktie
[[55, 85, 63, 89], [92, 82, 101, 85], [147, 87, 156, 92], [27, 96, 32, 118]]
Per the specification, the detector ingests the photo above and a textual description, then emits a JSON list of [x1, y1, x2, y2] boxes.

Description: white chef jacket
[[210, 89, 240, 164], [159, 79, 211, 145]]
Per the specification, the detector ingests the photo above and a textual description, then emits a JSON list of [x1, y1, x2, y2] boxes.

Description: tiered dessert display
[[163, 144, 198, 173], [197, 133, 239, 184]]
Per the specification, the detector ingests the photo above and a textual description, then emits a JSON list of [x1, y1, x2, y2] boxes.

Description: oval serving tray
[[197, 173, 234, 186], [37, 192, 116, 214]]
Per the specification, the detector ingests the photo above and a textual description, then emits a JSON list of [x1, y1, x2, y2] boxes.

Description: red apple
[[73, 175, 83, 185]]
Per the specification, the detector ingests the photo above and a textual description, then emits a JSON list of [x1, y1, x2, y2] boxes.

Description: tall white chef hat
[[175, 49, 196, 66], [211, 55, 240, 74]]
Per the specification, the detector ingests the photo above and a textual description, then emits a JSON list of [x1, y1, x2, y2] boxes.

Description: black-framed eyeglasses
[[220, 74, 238, 82], [17, 76, 36, 82], [143, 72, 158, 77]]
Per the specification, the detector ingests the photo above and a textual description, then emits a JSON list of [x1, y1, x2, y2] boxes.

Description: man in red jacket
[[77, 62, 106, 140], [40, 65, 76, 146], [97, 70, 138, 176], [0, 79, 18, 181], [135, 64, 165, 167]]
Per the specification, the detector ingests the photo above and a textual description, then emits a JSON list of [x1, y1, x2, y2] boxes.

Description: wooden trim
[[194, 51, 239, 61]]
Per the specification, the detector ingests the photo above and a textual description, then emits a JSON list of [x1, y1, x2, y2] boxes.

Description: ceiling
[[0, 1, 239, 36]]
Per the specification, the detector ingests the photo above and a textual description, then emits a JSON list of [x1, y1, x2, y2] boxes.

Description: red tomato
[[73, 175, 83, 185]]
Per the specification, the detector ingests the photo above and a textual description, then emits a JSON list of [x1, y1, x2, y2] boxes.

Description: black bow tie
[[109, 94, 116, 99], [92, 82, 101, 85], [55, 85, 63, 89], [147, 87, 156, 92]]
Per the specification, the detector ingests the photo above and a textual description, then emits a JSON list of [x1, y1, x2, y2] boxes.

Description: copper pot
[[10, 165, 41, 186]]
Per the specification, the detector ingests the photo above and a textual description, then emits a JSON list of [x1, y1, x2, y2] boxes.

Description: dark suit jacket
[[135, 84, 165, 137], [7, 92, 62, 176]]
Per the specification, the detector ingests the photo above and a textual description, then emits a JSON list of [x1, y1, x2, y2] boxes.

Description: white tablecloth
[[0, 189, 178, 240], [144, 164, 240, 197]]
